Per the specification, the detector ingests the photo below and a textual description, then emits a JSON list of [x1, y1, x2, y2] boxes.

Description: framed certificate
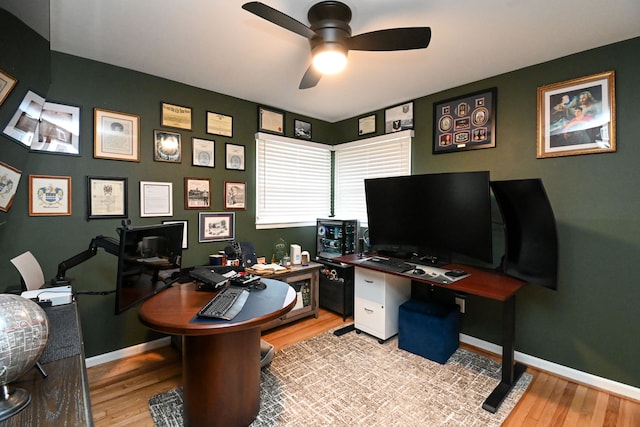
[[258, 106, 285, 135], [206, 111, 233, 137], [140, 181, 173, 217], [29, 174, 72, 216], [87, 176, 128, 219], [94, 108, 140, 162]]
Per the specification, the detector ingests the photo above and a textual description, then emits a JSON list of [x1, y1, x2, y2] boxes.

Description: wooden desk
[[139, 279, 296, 427], [1, 302, 92, 426], [335, 254, 527, 413]]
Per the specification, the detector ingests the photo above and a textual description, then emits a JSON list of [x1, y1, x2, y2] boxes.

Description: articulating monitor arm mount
[[54, 235, 120, 283]]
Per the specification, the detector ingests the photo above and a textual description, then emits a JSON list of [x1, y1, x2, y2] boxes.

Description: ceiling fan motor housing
[[308, 1, 352, 55]]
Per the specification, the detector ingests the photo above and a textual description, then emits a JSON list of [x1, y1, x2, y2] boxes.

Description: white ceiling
[[49, 0, 640, 123]]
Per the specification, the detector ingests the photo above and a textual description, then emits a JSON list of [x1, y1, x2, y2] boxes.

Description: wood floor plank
[[87, 308, 640, 426], [562, 383, 589, 427], [618, 396, 640, 427]]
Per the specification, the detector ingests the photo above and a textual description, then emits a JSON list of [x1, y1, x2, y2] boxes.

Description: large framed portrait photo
[[537, 70, 616, 158]]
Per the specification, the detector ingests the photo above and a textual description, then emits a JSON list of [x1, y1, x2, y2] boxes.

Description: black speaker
[[240, 242, 257, 267]]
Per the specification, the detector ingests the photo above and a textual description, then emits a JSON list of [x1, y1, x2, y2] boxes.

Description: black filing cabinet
[[318, 259, 354, 320]]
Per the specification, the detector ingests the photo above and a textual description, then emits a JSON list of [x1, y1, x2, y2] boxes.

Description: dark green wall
[[332, 38, 640, 388], [1, 10, 639, 388], [1, 16, 331, 357]]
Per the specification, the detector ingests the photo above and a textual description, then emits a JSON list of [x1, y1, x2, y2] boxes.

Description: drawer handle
[[364, 307, 374, 314], [365, 279, 374, 283]]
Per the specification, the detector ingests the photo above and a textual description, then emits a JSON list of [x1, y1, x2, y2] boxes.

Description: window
[[334, 130, 412, 224], [255, 133, 331, 229]]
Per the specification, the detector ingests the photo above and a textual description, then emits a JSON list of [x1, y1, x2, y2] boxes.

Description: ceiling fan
[[242, 1, 432, 89]]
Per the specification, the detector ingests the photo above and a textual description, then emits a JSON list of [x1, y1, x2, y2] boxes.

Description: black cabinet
[[318, 260, 354, 321]]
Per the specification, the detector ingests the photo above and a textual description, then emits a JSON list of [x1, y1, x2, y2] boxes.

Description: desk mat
[[189, 278, 289, 324], [40, 303, 82, 364]]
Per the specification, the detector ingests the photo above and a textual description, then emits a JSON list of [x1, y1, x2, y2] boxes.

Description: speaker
[[240, 242, 257, 267]]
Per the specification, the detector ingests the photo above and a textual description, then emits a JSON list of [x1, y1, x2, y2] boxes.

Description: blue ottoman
[[398, 299, 460, 364]]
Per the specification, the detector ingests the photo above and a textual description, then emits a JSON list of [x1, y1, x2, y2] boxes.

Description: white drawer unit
[[354, 267, 411, 343]]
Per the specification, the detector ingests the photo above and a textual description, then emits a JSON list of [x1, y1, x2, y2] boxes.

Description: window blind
[[255, 133, 331, 229], [334, 130, 412, 224]]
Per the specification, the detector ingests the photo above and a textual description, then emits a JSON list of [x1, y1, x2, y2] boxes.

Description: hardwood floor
[[88, 309, 639, 426]]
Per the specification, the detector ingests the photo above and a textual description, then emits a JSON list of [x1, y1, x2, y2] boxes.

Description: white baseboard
[[460, 333, 640, 401], [85, 337, 171, 368], [84, 333, 639, 401]]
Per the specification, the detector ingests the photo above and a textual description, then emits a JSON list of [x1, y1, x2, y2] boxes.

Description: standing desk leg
[[482, 294, 527, 413]]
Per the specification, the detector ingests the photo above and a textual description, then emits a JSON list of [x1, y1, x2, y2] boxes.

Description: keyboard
[[197, 286, 249, 320], [360, 257, 414, 273]]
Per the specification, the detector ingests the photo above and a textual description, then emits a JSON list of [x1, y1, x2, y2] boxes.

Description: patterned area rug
[[149, 327, 531, 426]]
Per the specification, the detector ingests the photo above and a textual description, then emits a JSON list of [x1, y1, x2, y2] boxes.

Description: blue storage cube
[[398, 299, 460, 364]]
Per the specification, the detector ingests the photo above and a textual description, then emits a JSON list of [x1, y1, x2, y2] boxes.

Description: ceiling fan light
[[312, 46, 348, 75]]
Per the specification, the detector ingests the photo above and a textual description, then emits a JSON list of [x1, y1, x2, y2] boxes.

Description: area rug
[[149, 326, 531, 426]]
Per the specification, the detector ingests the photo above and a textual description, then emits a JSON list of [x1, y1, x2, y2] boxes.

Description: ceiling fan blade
[[348, 27, 431, 51], [242, 2, 317, 39], [299, 65, 323, 89]]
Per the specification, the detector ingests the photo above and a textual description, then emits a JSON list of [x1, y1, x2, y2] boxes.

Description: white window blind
[[334, 130, 412, 224], [255, 132, 331, 229]]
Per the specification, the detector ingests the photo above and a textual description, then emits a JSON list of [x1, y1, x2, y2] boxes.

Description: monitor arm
[[55, 235, 120, 282]]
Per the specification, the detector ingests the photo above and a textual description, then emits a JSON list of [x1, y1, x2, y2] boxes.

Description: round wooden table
[[139, 279, 296, 427]]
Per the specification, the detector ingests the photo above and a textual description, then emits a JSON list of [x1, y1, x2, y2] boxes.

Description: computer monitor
[[490, 178, 558, 289], [364, 171, 493, 265], [114, 223, 184, 314]]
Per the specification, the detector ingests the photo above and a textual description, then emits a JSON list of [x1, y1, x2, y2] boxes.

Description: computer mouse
[[413, 268, 425, 275], [250, 281, 267, 290], [445, 269, 467, 278]]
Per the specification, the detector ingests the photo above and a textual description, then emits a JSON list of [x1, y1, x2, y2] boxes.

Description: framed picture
[[433, 88, 497, 154], [184, 177, 211, 209], [358, 114, 376, 136], [140, 181, 173, 217], [258, 106, 284, 135], [161, 102, 192, 130], [206, 111, 233, 137], [224, 181, 246, 210], [294, 119, 312, 140], [94, 108, 140, 162], [29, 101, 81, 156], [385, 101, 414, 133], [192, 137, 215, 167], [154, 130, 182, 163], [162, 220, 189, 249], [29, 174, 72, 216], [87, 176, 128, 219], [0, 161, 21, 212], [3, 90, 45, 147], [225, 143, 246, 170], [0, 69, 17, 107], [198, 212, 235, 242], [537, 71, 616, 158]]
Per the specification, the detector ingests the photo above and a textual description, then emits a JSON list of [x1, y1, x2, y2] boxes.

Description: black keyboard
[[197, 286, 249, 320], [360, 257, 414, 273]]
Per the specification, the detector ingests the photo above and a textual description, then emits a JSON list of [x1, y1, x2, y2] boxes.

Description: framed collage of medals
[[433, 88, 497, 154]]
